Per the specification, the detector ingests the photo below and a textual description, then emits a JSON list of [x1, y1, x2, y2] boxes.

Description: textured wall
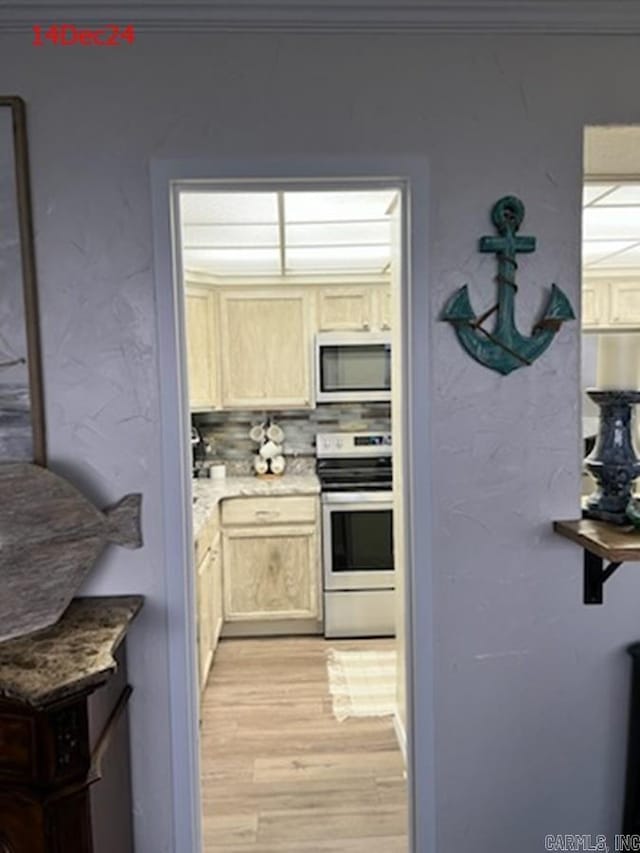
[[1, 31, 640, 853]]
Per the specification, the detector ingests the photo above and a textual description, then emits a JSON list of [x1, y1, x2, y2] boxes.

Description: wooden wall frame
[[0, 96, 45, 466]]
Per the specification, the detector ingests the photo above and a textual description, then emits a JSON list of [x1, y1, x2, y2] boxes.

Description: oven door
[[322, 492, 394, 591]]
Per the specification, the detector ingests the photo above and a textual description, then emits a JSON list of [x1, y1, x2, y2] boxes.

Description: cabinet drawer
[[222, 496, 317, 527]]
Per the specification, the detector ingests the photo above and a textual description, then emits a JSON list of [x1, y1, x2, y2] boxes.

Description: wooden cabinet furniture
[[184, 285, 218, 410], [221, 495, 321, 633], [317, 287, 374, 331], [0, 597, 142, 853], [375, 285, 392, 330], [582, 278, 640, 329], [317, 285, 391, 332], [194, 509, 222, 692], [218, 289, 312, 409]]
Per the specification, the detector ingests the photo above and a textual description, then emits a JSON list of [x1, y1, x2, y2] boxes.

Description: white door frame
[[150, 156, 436, 853]]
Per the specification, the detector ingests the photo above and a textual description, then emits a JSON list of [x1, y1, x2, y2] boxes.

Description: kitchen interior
[[178, 187, 409, 851], [582, 179, 640, 493]]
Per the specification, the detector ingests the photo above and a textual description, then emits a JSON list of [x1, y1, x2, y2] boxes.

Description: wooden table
[[0, 596, 142, 853], [554, 519, 640, 603]]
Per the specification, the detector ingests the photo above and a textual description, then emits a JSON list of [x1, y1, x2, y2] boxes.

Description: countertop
[[0, 596, 143, 708], [192, 474, 321, 540]]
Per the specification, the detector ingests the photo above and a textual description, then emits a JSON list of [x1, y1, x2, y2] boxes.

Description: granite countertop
[[0, 596, 143, 708], [192, 473, 320, 540]]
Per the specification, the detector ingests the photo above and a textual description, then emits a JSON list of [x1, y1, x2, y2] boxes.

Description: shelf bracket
[[584, 550, 622, 605]]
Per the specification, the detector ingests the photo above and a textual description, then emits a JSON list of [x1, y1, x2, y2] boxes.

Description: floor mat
[[326, 648, 397, 722]]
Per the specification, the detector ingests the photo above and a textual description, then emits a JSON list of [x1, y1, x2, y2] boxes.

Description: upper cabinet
[[184, 280, 392, 411], [375, 285, 392, 331], [218, 289, 313, 409], [317, 284, 391, 332], [582, 278, 640, 329], [317, 287, 374, 331], [185, 285, 218, 410]]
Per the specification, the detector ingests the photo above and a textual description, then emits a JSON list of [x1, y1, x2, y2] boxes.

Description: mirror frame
[[0, 96, 45, 466]]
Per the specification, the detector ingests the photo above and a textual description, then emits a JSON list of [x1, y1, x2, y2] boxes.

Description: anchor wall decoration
[[441, 195, 575, 375]]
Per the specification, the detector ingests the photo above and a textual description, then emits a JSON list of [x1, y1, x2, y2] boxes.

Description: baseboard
[[221, 618, 323, 638], [393, 710, 407, 766]]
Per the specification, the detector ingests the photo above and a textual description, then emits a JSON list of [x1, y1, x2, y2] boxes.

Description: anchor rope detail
[[440, 195, 575, 375]]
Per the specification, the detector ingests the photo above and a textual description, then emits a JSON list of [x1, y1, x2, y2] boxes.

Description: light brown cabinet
[[582, 278, 640, 329], [185, 285, 218, 409], [194, 509, 222, 693], [317, 285, 391, 332], [221, 495, 321, 630], [218, 289, 312, 409]]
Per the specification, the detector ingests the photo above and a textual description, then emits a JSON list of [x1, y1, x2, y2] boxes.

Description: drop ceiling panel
[[286, 220, 390, 247], [583, 207, 640, 241], [589, 243, 640, 268], [594, 185, 640, 206], [583, 240, 639, 265], [286, 245, 390, 273], [182, 247, 281, 275], [183, 223, 279, 248], [583, 184, 616, 206], [180, 192, 278, 224], [284, 190, 397, 223]]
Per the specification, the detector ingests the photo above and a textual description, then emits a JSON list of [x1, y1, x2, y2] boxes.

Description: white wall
[[3, 31, 640, 853]]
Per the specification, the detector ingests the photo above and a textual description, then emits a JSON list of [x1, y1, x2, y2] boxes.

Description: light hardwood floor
[[200, 637, 408, 852]]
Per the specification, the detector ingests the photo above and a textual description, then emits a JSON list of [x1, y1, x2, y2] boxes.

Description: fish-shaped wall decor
[[0, 462, 142, 642]]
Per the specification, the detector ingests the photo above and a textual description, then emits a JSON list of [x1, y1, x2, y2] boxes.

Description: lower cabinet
[[195, 512, 222, 693], [221, 495, 322, 634]]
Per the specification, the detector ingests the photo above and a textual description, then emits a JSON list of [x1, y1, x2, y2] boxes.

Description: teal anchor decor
[[441, 195, 575, 375]]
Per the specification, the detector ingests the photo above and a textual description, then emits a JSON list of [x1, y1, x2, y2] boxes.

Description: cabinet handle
[[362, 320, 370, 330], [255, 510, 280, 520], [381, 321, 390, 330]]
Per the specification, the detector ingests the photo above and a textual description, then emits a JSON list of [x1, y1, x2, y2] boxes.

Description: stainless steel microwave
[[315, 331, 391, 403]]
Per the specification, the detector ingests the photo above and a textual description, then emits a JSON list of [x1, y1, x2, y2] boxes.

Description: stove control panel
[[316, 432, 392, 458]]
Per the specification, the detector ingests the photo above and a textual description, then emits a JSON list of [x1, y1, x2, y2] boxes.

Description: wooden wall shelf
[[554, 519, 640, 604]]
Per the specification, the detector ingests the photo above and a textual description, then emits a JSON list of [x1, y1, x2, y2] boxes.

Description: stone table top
[[0, 595, 143, 708]]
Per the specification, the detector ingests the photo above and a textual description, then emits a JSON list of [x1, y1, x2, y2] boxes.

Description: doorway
[[581, 128, 640, 499], [150, 159, 435, 853]]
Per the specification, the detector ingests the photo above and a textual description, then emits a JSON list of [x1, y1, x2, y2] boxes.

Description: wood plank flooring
[[200, 637, 408, 852]]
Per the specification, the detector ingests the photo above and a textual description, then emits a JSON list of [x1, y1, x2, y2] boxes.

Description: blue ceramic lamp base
[[583, 389, 640, 526]]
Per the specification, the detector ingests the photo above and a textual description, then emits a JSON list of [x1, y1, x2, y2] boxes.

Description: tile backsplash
[[193, 403, 391, 474]]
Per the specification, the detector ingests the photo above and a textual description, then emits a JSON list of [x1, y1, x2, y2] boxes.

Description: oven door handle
[[321, 491, 393, 505]]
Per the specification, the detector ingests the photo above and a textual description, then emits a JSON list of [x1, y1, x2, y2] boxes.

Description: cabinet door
[[210, 535, 223, 653], [219, 290, 312, 408], [317, 287, 373, 331], [582, 280, 608, 328], [197, 547, 214, 691], [610, 280, 640, 326], [375, 285, 392, 331], [222, 525, 319, 621], [185, 286, 218, 409]]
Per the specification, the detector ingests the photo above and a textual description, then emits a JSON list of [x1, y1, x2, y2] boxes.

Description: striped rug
[[326, 649, 397, 722]]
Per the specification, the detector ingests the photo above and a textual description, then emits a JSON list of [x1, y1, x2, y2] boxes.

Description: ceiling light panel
[[589, 242, 640, 268], [286, 220, 391, 248], [595, 184, 640, 206], [583, 207, 640, 241], [583, 184, 616, 206], [180, 192, 278, 225], [182, 247, 281, 275], [284, 190, 397, 223], [286, 245, 391, 273], [182, 223, 279, 248], [583, 241, 640, 265]]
